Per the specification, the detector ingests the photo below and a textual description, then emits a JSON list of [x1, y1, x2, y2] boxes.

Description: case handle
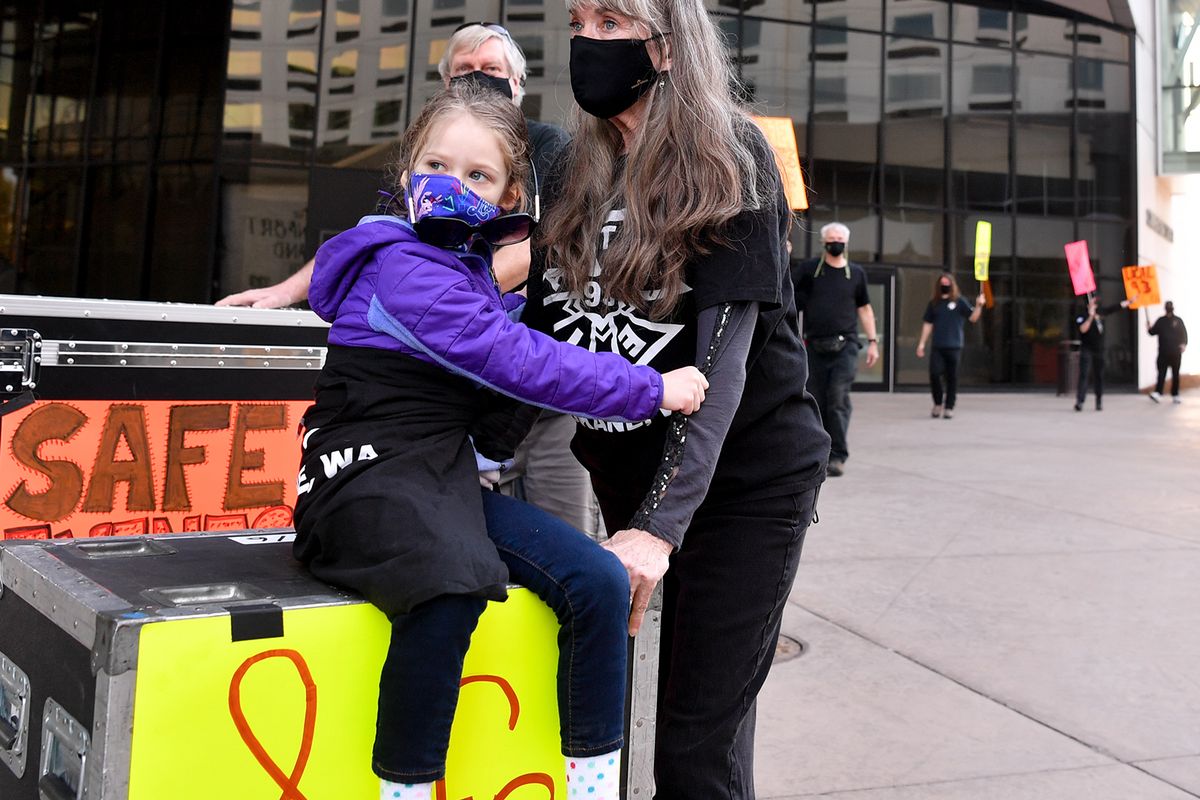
[[0, 651, 30, 778], [38, 698, 88, 800]]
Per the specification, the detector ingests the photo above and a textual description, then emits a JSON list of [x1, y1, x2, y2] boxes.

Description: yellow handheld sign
[[973, 221, 992, 282], [1121, 265, 1161, 308]]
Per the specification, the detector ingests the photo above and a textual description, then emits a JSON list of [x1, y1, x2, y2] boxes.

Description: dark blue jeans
[[372, 490, 630, 782], [806, 342, 859, 462]]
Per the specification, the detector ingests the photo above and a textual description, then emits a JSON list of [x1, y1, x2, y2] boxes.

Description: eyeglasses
[[452, 21, 513, 39]]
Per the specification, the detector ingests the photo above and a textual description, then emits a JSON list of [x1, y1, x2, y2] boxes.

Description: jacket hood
[[309, 216, 416, 322]]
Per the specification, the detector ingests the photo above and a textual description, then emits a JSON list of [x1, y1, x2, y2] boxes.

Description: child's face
[[413, 111, 512, 208]]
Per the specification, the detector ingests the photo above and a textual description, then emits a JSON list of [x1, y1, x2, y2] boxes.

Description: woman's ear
[[501, 182, 523, 211], [649, 32, 672, 71]]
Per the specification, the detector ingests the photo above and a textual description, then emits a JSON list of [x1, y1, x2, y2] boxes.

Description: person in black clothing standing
[[793, 222, 880, 476], [1074, 293, 1132, 411], [916, 272, 985, 419], [1148, 301, 1188, 404]]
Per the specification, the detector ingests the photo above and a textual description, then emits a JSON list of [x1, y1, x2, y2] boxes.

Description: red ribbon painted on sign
[[228, 649, 318, 800]]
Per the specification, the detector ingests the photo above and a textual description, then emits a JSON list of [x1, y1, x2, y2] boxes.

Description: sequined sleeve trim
[[629, 303, 735, 535]]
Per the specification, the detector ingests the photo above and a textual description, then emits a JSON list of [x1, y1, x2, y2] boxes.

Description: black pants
[[651, 488, 817, 798], [806, 343, 858, 463], [1076, 347, 1104, 406], [1156, 350, 1183, 396], [929, 347, 962, 409]]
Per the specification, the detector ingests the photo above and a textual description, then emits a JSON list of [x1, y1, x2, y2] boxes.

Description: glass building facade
[[0, 0, 1136, 389]]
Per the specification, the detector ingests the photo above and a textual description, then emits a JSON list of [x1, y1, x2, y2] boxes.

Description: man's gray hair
[[820, 222, 850, 240], [437, 25, 528, 105]]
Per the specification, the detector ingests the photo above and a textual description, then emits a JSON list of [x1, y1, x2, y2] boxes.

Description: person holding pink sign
[[1074, 293, 1132, 412]]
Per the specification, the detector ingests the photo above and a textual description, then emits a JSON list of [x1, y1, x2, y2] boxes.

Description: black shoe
[[1095, 401, 1102, 411], [826, 460, 845, 477], [1074, 402, 1083, 412]]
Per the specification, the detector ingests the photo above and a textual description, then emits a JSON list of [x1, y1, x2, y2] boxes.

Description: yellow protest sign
[[973, 220, 992, 282], [128, 589, 563, 799], [1121, 265, 1161, 308], [752, 115, 808, 211]]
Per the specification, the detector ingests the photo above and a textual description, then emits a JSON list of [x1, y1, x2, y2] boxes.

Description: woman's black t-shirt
[[525, 126, 829, 520]]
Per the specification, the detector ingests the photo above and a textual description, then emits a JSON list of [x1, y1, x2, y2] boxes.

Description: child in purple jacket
[[293, 85, 707, 799]]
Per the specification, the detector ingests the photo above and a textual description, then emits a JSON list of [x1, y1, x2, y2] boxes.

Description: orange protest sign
[[1, 399, 306, 539], [751, 116, 808, 211], [1121, 265, 1161, 308]]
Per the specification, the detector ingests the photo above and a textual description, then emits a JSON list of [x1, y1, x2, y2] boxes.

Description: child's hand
[[660, 367, 709, 415]]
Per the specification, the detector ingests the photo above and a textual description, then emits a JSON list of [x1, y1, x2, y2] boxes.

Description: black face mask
[[824, 241, 846, 257], [450, 70, 513, 100], [939, 285, 951, 296], [570, 35, 661, 119]]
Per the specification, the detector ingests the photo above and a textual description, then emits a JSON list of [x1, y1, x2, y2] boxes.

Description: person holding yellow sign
[[916, 272, 985, 419]]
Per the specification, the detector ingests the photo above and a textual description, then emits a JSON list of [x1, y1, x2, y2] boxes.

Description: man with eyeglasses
[[217, 23, 598, 536]]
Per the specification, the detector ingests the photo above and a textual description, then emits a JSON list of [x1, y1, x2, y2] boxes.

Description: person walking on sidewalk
[[916, 272, 985, 419], [1148, 300, 1188, 404], [1074, 293, 1132, 412], [793, 222, 879, 476]]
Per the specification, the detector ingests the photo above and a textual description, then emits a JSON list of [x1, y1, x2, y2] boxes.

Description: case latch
[[0, 328, 41, 397], [0, 651, 30, 778], [38, 699, 88, 800]]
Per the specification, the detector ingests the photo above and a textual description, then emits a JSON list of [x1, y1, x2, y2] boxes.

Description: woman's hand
[[976, 292, 986, 307], [916, 342, 926, 358], [601, 528, 673, 637], [660, 367, 709, 415]]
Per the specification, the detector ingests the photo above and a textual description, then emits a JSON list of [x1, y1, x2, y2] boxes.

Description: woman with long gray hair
[[524, 0, 831, 794]]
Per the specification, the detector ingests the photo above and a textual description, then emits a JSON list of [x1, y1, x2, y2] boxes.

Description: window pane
[[883, 36, 945, 207], [1015, 11, 1074, 57], [508, 2, 572, 127], [950, 46, 1011, 213], [814, 0, 881, 32], [887, 1, 947, 40], [953, 3, 1017, 47], [737, 2, 811, 23], [810, 31, 880, 206], [408, 0, 501, 123], [29, 11, 96, 162], [219, 166, 309, 301], [224, 0, 319, 163], [740, 22, 810, 134], [17, 168, 82, 296], [149, 165, 215, 303], [1012, 217, 1074, 385], [882, 208, 942, 264], [1074, 22, 1129, 62], [81, 166, 148, 299], [1077, 112, 1133, 220], [159, 4, 226, 161]]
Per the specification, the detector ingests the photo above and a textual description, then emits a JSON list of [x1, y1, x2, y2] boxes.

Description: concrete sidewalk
[[755, 389, 1200, 799]]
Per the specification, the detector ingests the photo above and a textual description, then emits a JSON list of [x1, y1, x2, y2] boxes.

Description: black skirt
[[293, 345, 510, 618]]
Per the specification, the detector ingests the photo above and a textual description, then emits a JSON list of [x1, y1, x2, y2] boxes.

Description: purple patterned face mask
[[407, 173, 501, 227], [405, 172, 535, 249]]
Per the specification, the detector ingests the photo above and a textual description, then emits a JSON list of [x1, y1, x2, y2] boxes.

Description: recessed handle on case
[[38, 699, 88, 800], [71, 538, 177, 558], [0, 717, 15, 750], [0, 651, 30, 777], [38, 773, 76, 800]]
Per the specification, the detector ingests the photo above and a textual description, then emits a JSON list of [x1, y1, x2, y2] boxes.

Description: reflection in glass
[[20, 168, 84, 297], [1014, 11, 1074, 57], [219, 166, 309, 300], [810, 31, 880, 207], [507, 2, 571, 125], [883, 37, 944, 208], [887, 1, 947, 40], [1161, 0, 1200, 171], [739, 21, 810, 133], [814, 0, 881, 33], [882, 208, 942, 265]]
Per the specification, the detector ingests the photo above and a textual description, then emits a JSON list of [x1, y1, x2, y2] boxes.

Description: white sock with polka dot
[[380, 779, 432, 800], [565, 749, 621, 799]]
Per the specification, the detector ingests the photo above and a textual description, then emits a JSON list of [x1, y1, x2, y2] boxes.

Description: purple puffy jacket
[[308, 215, 664, 422]]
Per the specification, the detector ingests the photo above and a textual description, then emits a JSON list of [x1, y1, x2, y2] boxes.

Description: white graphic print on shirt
[[541, 209, 689, 433]]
